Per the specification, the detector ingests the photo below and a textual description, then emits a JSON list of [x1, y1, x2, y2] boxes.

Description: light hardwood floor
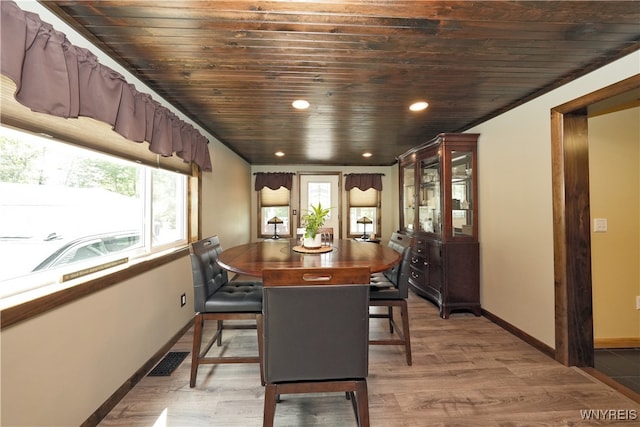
[[99, 292, 640, 426]]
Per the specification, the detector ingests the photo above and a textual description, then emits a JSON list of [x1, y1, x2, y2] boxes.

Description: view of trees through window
[[0, 125, 187, 295], [1, 133, 137, 193]]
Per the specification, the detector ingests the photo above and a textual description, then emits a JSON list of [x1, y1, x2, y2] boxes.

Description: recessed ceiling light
[[409, 101, 429, 112], [362, 152, 372, 158], [292, 99, 310, 110], [275, 151, 285, 157]]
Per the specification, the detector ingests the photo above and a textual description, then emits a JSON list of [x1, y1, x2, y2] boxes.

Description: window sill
[[0, 246, 189, 330]]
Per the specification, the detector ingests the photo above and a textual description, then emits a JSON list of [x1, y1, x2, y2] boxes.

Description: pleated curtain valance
[[254, 172, 295, 191], [0, 1, 212, 172], [344, 173, 384, 191]]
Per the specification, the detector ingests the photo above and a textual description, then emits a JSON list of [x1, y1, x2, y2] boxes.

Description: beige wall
[[589, 107, 640, 339], [250, 165, 398, 244], [201, 143, 254, 248], [1, 257, 194, 426], [468, 52, 639, 348]]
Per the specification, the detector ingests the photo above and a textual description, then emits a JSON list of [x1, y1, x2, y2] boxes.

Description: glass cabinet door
[[450, 150, 473, 237], [402, 163, 415, 231], [419, 156, 441, 235]]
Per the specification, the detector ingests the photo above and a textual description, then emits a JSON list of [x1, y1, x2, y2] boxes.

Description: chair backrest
[[394, 244, 413, 299], [388, 231, 411, 253], [383, 243, 411, 287], [262, 267, 370, 383], [383, 233, 412, 283], [317, 227, 334, 241], [190, 236, 229, 313]]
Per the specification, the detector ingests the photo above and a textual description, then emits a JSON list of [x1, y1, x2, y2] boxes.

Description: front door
[[299, 173, 341, 239]]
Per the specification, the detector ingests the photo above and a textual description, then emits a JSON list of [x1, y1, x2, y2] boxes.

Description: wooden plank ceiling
[[43, 1, 640, 166]]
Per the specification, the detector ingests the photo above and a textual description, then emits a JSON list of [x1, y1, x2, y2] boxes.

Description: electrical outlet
[[636, 296, 640, 310], [180, 293, 186, 307]]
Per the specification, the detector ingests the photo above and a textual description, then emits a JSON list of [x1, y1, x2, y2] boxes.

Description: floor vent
[[147, 351, 189, 376]]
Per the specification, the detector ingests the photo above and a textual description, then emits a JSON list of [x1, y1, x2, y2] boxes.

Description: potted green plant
[[300, 203, 330, 248]]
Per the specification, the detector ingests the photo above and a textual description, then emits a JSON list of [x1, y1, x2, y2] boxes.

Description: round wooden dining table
[[217, 238, 401, 277]]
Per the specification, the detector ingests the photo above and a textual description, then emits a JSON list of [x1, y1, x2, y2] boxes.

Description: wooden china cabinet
[[398, 133, 480, 318]]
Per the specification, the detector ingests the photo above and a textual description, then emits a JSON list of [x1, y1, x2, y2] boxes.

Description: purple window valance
[[254, 173, 295, 191], [345, 173, 383, 191], [0, 1, 212, 171]]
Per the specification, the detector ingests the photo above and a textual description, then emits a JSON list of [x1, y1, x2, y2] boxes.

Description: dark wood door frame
[[551, 74, 640, 366]]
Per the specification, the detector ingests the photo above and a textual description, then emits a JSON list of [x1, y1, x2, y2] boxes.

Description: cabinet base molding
[[410, 285, 481, 318], [594, 337, 640, 349], [443, 302, 482, 318]]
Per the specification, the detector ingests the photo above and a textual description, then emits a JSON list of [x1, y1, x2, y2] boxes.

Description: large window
[[0, 125, 187, 298], [259, 187, 291, 239], [348, 188, 380, 238]]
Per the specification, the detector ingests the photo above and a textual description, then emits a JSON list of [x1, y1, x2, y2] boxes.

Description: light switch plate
[[593, 218, 607, 232]]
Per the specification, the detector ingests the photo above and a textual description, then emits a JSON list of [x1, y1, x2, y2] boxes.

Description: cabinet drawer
[[413, 240, 427, 257], [410, 252, 426, 271], [409, 264, 425, 286]]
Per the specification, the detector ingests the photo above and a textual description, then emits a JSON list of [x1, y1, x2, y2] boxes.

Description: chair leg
[[263, 384, 278, 427], [347, 390, 356, 415], [190, 314, 204, 388], [266, 381, 366, 425], [400, 299, 412, 366], [216, 320, 223, 346], [190, 313, 262, 388], [370, 299, 413, 366], [355, 380, 370, 427], [256, 313, 265, 386]]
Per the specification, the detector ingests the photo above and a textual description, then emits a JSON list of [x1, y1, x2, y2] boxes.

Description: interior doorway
[[551, 75, 640, 367]]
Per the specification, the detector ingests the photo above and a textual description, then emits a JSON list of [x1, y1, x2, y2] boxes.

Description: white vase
[[302, 234, 323, 249]]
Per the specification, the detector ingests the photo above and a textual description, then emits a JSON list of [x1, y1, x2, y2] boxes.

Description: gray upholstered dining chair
[[261, 267, 371, 427], [189, 235, 264, 388], [369, 232, 413, 365], [318, 227, 334, 243], [369, 232, 410, 283]]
